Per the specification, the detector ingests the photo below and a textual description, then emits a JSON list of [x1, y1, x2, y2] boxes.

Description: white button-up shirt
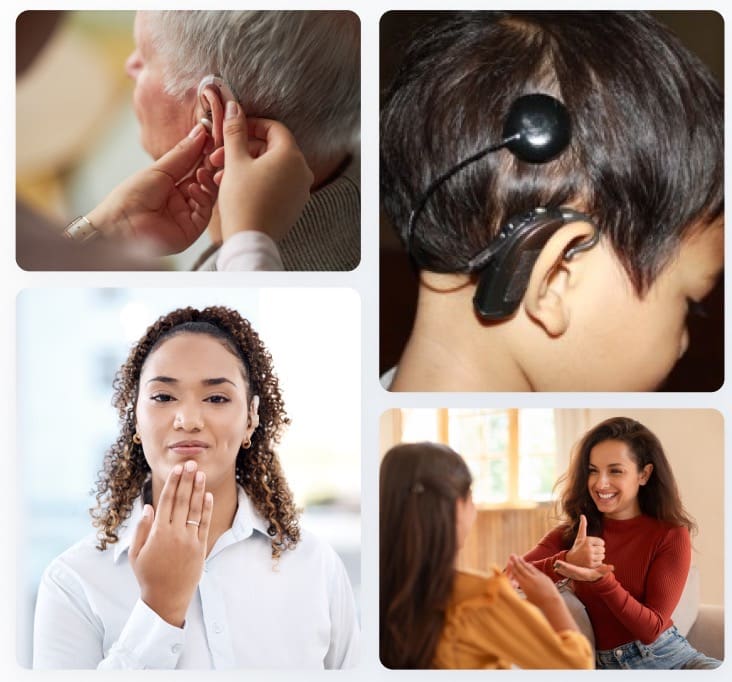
[[33, 488, 359, 669]]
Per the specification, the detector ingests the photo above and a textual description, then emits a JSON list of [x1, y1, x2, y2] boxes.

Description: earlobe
[[523, 221, 597, 337]]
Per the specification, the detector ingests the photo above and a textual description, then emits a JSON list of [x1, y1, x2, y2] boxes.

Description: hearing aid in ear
[[471, 207, 599, 320], [197, 74, 237, 129]]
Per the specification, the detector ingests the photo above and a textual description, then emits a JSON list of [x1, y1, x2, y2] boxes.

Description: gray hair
[[148, 10, 360, 163]]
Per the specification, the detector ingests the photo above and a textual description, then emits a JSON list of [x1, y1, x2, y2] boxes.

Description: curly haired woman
[[32, 306, 359, 669]]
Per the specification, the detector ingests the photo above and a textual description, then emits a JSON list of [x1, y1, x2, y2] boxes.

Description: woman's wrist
[[140, 590, 188, 629]]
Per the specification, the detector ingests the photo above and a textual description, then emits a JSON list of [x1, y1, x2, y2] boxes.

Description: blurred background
[[16, 288, 361, 667], [16, 11, 210, 269], [380, 408, 723, 607]]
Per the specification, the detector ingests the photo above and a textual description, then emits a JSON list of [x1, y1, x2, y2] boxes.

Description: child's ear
[[523, 221, 598, 337]]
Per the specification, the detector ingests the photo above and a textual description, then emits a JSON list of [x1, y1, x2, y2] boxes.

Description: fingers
[[157, 464, 183, 522], [129, 504, 154, 560], [208, 138, 266, 169], [197, 492, 214, 544], [196, 167, 218, 198], [222, 100, 252, 164], [171, 460, 198, 526], [576, 514, 587, 541], [508, 554, 537, 583], [553, 559, 573, 579], [247, 116, 298, 150], [186, 471, 206, 530], [153, 124, 209, 182]]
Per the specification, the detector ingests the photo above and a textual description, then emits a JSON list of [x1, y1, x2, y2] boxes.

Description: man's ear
[[198, 85, 226, 149], [523, 221, 598, 337]]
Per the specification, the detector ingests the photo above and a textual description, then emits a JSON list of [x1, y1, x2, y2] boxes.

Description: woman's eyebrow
[[202, 377, 238, 387], [146, 375, 176, 385], [145, 376, 238, 387]]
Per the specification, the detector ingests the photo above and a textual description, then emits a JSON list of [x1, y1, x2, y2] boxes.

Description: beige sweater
[[195, 155, 360, 271]]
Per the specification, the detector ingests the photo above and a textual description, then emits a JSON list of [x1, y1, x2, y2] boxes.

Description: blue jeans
[[596, 626, 721, 669]]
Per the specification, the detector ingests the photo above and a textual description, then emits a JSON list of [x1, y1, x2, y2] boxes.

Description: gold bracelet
[[63, 216, 99, 242]]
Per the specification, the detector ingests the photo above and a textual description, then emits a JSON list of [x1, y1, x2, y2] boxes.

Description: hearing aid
[[471, 207, 598, 320], [406, 93, 600, 320], [197, 74, 237, 130]]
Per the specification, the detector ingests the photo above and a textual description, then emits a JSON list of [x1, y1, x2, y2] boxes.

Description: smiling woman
[[523, 417, 720, 669], [32, 306, 359, 669]]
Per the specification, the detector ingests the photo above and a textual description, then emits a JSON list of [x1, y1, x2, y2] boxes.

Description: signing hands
[[129, 461, 213, 627], [87, 124, 217, 254], [556, 515, 613, 582], [566, 514, 605, 568], [506, 554, 579, 633], [209, 101, 314, 244]]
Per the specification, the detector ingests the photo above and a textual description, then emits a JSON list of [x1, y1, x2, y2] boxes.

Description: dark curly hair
[[91, 306, 300, 559]]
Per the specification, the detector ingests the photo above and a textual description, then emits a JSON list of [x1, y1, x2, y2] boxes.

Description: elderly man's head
[[126, 10, 360, 167]]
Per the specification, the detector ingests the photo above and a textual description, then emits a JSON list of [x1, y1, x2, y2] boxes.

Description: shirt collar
[[113, 485, 270, 563]]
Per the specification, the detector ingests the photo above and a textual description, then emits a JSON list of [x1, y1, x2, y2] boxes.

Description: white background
[[5, 1, 731, 680]]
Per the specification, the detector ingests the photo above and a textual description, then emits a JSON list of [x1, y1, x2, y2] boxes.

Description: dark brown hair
[[380, 442, 472, 668], [381, 12, 722, 292], [558, 417, 695, 546], [91, 306, 300, 559]]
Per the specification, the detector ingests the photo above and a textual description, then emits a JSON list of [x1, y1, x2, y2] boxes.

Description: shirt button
[[172, 644, 182, 654], [214, 622, 223, 634]]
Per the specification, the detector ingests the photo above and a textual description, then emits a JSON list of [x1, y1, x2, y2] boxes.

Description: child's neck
[[389, 273, 533, 392]]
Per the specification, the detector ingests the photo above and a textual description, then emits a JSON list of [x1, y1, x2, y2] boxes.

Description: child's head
[[381, 12, 722, 390]]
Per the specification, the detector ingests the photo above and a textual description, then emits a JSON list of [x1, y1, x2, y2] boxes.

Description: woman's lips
[[169, 441, 209, 455]]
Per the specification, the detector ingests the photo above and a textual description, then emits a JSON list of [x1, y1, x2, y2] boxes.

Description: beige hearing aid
[[197, 74, 237, 130]]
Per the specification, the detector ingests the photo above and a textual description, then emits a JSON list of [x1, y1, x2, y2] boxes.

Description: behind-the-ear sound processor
[[406, 93, 598, 321]]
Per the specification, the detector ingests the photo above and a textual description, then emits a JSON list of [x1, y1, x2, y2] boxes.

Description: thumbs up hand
[[565, 514, 606, 568]]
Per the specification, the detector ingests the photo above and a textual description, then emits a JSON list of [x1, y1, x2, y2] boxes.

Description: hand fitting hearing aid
[[197, 74, 237, 130], [406, 93, 599, 320]]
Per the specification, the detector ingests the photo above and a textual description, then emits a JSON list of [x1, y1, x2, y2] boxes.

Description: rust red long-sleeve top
[[523, 515, 690, 650]]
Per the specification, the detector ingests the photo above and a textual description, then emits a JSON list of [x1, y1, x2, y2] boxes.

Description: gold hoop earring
[[132, 432, 142, 445]]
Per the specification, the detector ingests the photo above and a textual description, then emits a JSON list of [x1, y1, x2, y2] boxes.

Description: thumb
[[576, 514, 588, 542], [222, 100, 251, 164], [129, 504, 154, 560], [153, 124, 208, 181]]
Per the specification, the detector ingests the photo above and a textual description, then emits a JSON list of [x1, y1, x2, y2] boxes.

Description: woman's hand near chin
[[128, 461, 213, 627], [86, 124, 218, 255]]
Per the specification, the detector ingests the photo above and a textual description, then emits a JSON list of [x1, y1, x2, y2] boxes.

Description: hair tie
[[411, 482, 425, 494]]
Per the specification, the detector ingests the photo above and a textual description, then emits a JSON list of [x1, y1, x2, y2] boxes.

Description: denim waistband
[[596, 625, 679, 660]]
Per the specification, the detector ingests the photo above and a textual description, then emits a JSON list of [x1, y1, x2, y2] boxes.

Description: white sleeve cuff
[[98, 599, 186, 669], [216, 231, 284, 271]]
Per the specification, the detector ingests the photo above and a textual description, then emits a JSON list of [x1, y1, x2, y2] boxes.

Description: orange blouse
[[432, 569, 594, 669]]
